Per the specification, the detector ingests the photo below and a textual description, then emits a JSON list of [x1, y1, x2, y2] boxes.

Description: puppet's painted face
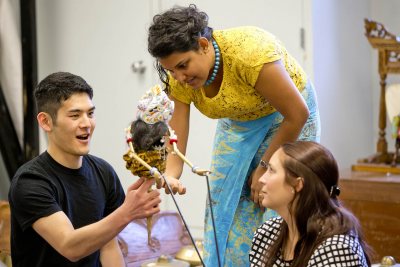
[[130, 120, 168, 151], [123, 85, 173, 177]]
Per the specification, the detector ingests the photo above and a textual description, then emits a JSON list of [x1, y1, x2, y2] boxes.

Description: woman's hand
[[157, 175, 186, 195], [248, 166, 266, 209]]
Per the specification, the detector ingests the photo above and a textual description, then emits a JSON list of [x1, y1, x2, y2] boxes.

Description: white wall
[[312, 0, 373, 167]]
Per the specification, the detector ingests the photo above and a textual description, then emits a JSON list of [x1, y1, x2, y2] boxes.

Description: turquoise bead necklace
[[204, 40, 221, 87]]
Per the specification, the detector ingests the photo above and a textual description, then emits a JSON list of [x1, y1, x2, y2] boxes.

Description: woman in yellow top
[[147, 4, 320, 266]]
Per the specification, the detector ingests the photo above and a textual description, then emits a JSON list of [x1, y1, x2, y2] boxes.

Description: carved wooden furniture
[[339, 169, 400, 262], [354, 19, 400, 172]]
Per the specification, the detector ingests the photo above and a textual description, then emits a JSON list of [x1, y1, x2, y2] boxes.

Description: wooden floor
[[339, 169, 400, 263]]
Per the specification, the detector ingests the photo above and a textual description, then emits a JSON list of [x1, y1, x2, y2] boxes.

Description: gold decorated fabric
[[123, 149, 167, 178], [169, 26, 307, 121]]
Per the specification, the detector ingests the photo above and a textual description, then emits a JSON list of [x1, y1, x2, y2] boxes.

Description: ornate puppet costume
[[123, 85, 172, 181], [123, 85, 210, 248], [123, 85, 173, 247]]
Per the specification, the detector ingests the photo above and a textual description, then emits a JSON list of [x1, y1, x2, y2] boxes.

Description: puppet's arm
[[167, 128, 210, 176]]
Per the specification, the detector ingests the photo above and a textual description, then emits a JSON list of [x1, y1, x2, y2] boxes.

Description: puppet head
[[136, 84, 174, 125], [123, 85, 174, 178]]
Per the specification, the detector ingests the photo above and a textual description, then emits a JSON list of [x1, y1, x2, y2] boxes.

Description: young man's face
[[47, 93, 96, 165]]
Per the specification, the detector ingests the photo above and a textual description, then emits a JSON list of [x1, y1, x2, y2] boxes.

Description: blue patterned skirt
[[203, 81, 320, 267]]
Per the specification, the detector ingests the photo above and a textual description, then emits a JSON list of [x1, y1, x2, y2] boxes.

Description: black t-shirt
[[8, 151, 125, 267]]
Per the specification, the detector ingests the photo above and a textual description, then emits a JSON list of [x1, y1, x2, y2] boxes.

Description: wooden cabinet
[[339, 169, 400, 262]]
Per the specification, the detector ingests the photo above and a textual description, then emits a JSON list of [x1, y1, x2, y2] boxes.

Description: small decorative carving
[[364, 19, 398, 41]]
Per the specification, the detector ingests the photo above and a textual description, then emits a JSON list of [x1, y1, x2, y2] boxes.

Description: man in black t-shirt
[[8, 72, 161, 267]]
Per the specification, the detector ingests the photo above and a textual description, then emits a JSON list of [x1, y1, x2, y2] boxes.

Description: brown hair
[[263, 141, 372, 266], [35, 72, 93, 121]]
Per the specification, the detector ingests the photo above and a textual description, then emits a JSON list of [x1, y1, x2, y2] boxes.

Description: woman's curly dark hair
[[147, 4, 213, 94]]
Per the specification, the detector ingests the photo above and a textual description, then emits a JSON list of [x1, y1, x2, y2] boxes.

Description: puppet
[[123, 85, 210, 248]]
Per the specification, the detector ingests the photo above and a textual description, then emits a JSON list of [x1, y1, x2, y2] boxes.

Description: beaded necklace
[[204, 40, 220, 87]]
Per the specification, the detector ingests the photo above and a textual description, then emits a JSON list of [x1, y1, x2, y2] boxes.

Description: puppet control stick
[[167, 128, 210, 176]]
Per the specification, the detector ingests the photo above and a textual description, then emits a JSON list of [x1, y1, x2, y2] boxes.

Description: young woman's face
[[259, 148, 296, 215], [158, 42, 213, 89]]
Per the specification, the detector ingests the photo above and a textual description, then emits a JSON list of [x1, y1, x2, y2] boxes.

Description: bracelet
[[259, 159, 268, 169]]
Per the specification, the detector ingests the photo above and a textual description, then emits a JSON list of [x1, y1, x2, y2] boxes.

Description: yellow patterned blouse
[[169, 26, 307, 121]]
